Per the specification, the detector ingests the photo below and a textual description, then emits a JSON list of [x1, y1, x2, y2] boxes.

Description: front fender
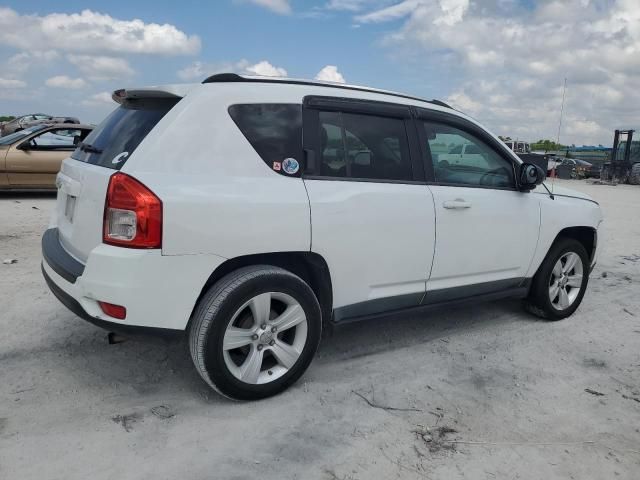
[[525, 192, 602, 278]]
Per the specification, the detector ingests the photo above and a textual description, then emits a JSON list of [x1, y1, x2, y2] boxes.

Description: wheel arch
[[188, 251, 333, 329], [525, 226, 594, 320], [554, 226, 597, 264]]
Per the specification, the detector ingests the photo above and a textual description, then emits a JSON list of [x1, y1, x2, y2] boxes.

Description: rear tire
[[524, 238, 589, 320], [189, 265, 322, 400]]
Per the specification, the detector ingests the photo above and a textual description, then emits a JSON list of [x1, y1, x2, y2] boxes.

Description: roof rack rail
[[428, 99, 453, 109], [202, 73, 454, 110]]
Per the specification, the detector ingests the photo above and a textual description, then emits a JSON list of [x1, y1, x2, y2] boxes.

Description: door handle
[[443, 199, 472, 209]]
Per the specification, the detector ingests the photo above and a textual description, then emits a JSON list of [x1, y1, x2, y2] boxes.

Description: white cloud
[[67, 55, 134, 80], [0, 8, 200, 55], [6, 50, 60, 76], [326, 0, 372, 11], [177, 61, 208, 81], [356, 0, 423, 23], [446, 91, 481, 114], [315, 65, 346, 83], [433, 0, 468, 26], [245, 60, 288, 77], [246, 0, 292, 15], [355, 0, 468, 25], [352, 0, 640, 145], [82, 91, 114, 106], [0, 78, 27, 88], [178, 59, 287, 81], [327, 0, 398, 13], [45, 75, 87, 89]]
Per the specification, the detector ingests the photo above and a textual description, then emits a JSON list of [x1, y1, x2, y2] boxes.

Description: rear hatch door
[[54, 90, 182, 263]]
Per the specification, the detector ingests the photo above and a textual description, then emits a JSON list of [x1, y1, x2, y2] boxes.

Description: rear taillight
[[103, 172, 162, 248]]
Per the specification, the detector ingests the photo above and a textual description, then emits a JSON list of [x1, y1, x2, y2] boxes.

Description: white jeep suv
[[42, 74, 603, 400]]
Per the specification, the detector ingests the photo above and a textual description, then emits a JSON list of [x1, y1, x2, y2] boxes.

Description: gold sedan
[[0, 123, 93, 190]]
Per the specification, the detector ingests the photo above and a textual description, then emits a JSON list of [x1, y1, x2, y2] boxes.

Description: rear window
[[228, 104, 303, 176], [71, 97, 179, 169]]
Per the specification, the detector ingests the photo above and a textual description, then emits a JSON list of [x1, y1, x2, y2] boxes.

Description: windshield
[[0, 125, 47, 145], [71, 97, 179, 169]]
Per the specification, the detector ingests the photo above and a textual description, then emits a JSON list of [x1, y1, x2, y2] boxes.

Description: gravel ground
[[1, 180, 639, 480]]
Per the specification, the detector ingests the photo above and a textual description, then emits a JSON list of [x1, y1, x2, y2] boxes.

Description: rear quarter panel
[[123, 85, 311, 258]]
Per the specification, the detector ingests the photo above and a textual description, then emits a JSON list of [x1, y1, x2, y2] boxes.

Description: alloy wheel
[[548, 252, 584, 310], [222, 292, 308, 384]]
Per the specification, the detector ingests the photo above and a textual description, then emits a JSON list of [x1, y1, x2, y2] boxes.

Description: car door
[[415, 109, 540, 301], [7, 127, 87, 187], [302, 96, 436, 321]]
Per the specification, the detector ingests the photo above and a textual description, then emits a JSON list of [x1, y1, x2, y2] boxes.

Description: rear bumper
[[42, 228, 84, 283], [41, 264, 178, 338], [41, 227, 226, 331]]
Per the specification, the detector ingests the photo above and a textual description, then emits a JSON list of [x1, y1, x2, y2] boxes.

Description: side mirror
[[17, 141, 31, 151], [519, 163, 545, 190]]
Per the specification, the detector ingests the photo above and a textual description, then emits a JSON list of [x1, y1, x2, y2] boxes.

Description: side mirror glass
[[519, 163, 545, 190]]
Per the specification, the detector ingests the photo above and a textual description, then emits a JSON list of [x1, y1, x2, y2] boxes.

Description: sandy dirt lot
[[1, 180, 639, 480]]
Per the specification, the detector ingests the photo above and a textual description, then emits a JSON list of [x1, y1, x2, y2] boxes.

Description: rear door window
[[228, 104, 303, 176], [317, 111, 413, 181], [71, 97, 179, 170]]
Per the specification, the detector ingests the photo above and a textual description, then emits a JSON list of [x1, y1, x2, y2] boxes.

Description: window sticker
[[273, 161, 282, 171], [282, 158, 299, 175], [112, 151, 129, 165]]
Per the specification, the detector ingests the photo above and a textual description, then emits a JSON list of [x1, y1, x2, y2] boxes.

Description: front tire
[[524, 238, 589, 320], [189, 266, 322, 400]]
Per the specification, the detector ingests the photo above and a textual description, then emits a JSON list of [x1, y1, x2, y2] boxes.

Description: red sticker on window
[[273, 161, 282, 171]]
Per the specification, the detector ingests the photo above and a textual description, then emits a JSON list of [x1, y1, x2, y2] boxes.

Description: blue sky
[[1, 1, 638, 145]]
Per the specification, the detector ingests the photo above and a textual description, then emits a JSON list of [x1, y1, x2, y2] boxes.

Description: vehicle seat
[[320, 125, 346, 177]]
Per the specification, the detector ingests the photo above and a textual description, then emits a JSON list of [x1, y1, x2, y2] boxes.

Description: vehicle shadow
[[318, 298, 529, 362], [0, 191, 57, 200], [45, 297, 534, 404]]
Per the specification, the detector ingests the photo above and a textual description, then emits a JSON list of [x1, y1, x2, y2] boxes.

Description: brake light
[[103, 172, 162, 248], [98, 301, 127, 319]]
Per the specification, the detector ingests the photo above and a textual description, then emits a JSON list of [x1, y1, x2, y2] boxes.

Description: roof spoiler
[[111, 85, 193, 105]]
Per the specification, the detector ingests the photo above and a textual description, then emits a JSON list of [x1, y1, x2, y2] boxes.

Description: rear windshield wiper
[[79, 142, 103, 154]]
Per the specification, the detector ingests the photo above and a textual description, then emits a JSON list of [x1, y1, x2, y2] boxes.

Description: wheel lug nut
[[257, 344, 263, 351], [269, 340, 275, 346], [271, 326, 277, 333], [261, 324, 267, 330], [252, 334, 258, 340]]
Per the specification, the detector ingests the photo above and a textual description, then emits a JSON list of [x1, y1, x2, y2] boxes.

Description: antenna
[[552, 78, 568, 193], [556, 78, 567, 148]]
